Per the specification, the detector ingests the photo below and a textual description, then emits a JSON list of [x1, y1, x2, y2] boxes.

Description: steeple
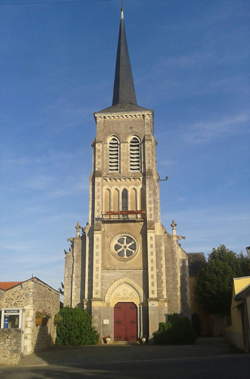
[[96, 9, 150, 113], [112, 8, 137, 106]]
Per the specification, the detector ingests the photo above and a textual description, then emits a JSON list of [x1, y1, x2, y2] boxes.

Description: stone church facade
[[64, 9, 190, 340]]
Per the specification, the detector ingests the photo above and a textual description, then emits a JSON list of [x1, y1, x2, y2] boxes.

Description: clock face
[[112, 234, 137, 259]]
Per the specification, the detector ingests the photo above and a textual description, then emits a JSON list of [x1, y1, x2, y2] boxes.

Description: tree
[[55, 307, 99, 345], [196, 245, 250, 316], [239, 254, 250, 276]]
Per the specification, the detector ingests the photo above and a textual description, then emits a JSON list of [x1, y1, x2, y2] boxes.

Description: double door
[[114, 302, 137, 341]]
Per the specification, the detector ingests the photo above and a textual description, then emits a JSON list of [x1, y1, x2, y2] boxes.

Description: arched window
[[113, 188, 119, 211], [109, 136, 119, 172], [122, 189, 128, 211], [104, 188, 111, 212], [129, 137, 141, 171]]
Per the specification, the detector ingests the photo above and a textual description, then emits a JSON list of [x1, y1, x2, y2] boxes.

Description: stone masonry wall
[[164, 233, 180, 314], [0, 290, 4, 304], [0, 329, 22, 365], [71, 237, 83, 308], [0, 281, 33, 309], [32, 280, 60, 352], [64, 251, 73, 307]]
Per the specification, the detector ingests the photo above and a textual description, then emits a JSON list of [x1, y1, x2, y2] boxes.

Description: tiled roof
[[0, 281, 22, 290]]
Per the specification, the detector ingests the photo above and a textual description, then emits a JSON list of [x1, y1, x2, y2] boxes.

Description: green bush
[[196, 245, 250, 316], [153, 314, 197, 345], [55, 307, 99, 345]]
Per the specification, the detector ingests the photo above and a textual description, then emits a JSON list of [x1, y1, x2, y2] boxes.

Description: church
[[64, 9, 190, 341]]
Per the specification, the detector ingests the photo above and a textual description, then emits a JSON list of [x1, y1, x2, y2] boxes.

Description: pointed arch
[[113, 188, 120, 211], [105, 278, 143, 306], [109, 136, 120, 172], [129, 136, 141, 172], [104, 188, 111, 212], [122, 188, 128, 211]]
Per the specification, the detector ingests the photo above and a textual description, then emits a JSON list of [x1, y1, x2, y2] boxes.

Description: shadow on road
[[1, 338, 248, 379], [25, 337, 237, 367]]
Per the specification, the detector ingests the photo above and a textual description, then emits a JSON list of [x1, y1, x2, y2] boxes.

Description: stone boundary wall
[[0, 329, 22, 365]]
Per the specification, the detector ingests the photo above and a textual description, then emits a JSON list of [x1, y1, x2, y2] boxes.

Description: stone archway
[[105, 279, 143, 340], [105, 278, 143, 307]]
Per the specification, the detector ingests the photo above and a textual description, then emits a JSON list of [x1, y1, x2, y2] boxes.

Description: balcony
[[97, 210, 145, 222]]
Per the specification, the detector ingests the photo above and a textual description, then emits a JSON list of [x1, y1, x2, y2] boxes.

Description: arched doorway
[[114, 302, 137, 341]]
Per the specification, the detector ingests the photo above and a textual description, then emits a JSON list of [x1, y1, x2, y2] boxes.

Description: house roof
[[0, 281, 23, 290], [0, 277, 59, 294]]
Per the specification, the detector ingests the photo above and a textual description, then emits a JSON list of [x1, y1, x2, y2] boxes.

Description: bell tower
[[64, 9, 190, 340]]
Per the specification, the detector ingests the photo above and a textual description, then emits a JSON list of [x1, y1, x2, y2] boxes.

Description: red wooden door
[[114, 302, 137, 341]]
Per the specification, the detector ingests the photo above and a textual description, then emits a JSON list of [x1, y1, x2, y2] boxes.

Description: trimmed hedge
[[153, 314, 197, 345], [55, 307, 99, 345]]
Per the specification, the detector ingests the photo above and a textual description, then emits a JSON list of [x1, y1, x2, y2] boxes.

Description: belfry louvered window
[[130, 137, 141, 171], [109, 137, 120, 172]]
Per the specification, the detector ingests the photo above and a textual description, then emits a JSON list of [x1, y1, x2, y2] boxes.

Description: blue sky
[[0, 0, 249, 290]]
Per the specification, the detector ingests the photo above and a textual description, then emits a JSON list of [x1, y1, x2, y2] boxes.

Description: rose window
[[113, 235, 137, 258]]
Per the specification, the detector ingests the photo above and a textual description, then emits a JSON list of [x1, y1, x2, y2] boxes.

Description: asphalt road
[[0, 339, 249, 379]]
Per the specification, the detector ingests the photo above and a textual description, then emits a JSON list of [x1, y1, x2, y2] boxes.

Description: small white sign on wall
[[103, 319, 109, 325]]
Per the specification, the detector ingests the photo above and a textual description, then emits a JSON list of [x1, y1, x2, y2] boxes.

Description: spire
[[96, 9, 151, 114], [112, 8, 137, 106]]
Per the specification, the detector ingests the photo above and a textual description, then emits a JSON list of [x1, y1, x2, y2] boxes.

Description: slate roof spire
[[112, 8, 137, 106], [97, 9, 150, 113]]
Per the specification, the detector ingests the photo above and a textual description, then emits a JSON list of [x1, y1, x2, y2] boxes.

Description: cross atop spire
[[120, 7, 124, 20], [112, 8, 137, 106]]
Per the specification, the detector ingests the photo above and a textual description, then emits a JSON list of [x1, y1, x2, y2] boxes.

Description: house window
[[0, 309, 22, 329], [109, 137, 120, 172], [129, 137, 141, 171]]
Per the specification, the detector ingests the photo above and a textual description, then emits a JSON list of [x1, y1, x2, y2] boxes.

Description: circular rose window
[[112, 235, 137, 259]]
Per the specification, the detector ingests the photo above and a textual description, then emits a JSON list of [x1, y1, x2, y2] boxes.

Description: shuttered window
[[109, 137, 120, 172], [130, 137, 141, 171]]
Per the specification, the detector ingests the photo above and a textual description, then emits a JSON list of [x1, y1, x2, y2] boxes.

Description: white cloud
[[184, 112, 250, 143]]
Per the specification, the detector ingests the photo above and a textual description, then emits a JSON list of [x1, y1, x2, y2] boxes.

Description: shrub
[[55, 307, 99, 345], [153, 314, 197, 345]]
